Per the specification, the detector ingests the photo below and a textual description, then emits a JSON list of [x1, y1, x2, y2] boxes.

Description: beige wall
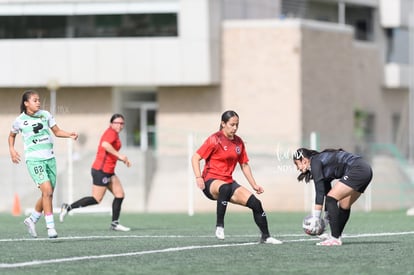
[[157, 86, 222, 156], [352, 43, 386, 147], [221, 20, 303, 152], [301, 22, 356, 150], [382, 88, 409, 152]]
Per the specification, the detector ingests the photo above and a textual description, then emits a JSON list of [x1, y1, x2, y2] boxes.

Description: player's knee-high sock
[[338, 207, 351, 236], [246, 195, 270, 239], [325, 196, 341, 238], [30, 210, 42, 223], [69, 196, 98, 211], [216, 184, 232, 227], [45, 213, 55, 229], [112, 197, 124, 223]]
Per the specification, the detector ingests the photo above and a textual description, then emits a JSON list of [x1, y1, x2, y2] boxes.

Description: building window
[[355, 110, 375, 141], [0, 13, 178, 39], [392, 113, 401, 144], [281, 0, 308, 19], [345, 5, 374, 41], [385, 28, 409, 64], [122, 92, 158, 151], [280, 1, 374, 41]]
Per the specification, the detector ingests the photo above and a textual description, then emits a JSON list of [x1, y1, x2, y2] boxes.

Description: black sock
[[112, 197, 124, 223], [246, 195, 270, 239], [338, 207, 351, 236], [325, 196, 341, 238], [216, 184, 232, 227], [69, 196, 98, 210]]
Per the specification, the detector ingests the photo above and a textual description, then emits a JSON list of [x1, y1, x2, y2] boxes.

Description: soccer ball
[[302, 214, 326, 236]]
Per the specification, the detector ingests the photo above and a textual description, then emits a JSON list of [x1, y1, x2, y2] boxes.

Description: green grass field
[[0, 210, 413, 275]]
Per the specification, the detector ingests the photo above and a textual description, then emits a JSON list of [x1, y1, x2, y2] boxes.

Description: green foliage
[[0, 211, 413, 274]]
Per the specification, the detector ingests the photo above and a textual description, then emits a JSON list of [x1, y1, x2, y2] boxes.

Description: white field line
[[0, 233, 306, 243], [1, 231, 414, 242], [0, 231, 413, 269], [0, 242, 257, 269]]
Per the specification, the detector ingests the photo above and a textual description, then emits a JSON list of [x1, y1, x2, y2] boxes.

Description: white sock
[[30, 211, 42, 223], [45, 214, 55, 229]]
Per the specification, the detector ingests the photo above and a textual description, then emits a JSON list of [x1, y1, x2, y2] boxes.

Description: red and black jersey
[[92, 127, 121, 174], [197, 131, 249, 183]]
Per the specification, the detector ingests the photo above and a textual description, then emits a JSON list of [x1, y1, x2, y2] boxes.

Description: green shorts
[[26, 158, 57, 188]]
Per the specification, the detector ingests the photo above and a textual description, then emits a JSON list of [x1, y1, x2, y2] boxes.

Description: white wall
[[380, 0, 413, 28], [0, 0, 220, 87]]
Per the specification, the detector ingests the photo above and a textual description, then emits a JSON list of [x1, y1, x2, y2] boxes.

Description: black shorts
[[91, 168, 114, 186], [339, 158, 373, 193], [202, 179, 241, 201]]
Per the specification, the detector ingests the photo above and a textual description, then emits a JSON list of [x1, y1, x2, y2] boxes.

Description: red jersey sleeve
[[196, 134, 219, 160]]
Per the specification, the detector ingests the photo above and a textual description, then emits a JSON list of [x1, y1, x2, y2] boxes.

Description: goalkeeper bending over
[[293, 148, 373, 246]]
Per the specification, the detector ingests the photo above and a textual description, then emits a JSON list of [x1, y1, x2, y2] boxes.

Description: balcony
[[380, 0, 412, 28], [384, 63, 410, 89]]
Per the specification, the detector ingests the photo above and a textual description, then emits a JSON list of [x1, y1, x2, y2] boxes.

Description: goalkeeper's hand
[[306, 216, 321, 235], [309, 216, 318, 226]]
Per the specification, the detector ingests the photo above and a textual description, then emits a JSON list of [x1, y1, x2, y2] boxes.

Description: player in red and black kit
[[192, 110, 282, 244], [293, 147, 373, 246], [60, 114, 132, 231]]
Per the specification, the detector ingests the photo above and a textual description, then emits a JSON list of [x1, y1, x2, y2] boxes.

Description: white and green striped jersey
[[11, 110, 56, 161]]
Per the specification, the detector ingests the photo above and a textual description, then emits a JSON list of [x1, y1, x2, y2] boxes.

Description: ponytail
[[293, 147, 344, 183], [297, 170, 313, 183]]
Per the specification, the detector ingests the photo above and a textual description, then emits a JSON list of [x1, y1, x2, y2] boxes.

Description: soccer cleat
[[215, 226, 225, 240], [24, 217, 37, 238], [316, 237, 342, 246], [260, 236, 283, 244], [110, 223, 131, 232], [47, 228, 58, 238], [59, 203, 69, 223], [318, 233, 330, 241]]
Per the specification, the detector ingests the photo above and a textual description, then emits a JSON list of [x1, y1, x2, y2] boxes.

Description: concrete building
[[0, 0, 412, 213]]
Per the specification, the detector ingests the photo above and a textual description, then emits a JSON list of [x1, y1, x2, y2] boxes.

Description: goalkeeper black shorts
[[339, 158, 373, 193]]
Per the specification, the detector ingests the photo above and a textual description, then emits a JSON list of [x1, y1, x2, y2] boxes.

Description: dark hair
[[20, 90, 39, 114], [292, 148, 319, 182], [293, 147, 344, 182], [220, 110, 239, 130], [110, 113, 125, 123], [293, 148, 319, 161]]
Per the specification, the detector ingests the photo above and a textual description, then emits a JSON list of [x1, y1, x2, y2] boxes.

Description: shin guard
[[216, 184, 232, 227], [338, 207, 351, 237], [70, 196, 98, 210], [246, 195, 270, 238], [112, 197, 124, 222], [325, 196, 341, 238]]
